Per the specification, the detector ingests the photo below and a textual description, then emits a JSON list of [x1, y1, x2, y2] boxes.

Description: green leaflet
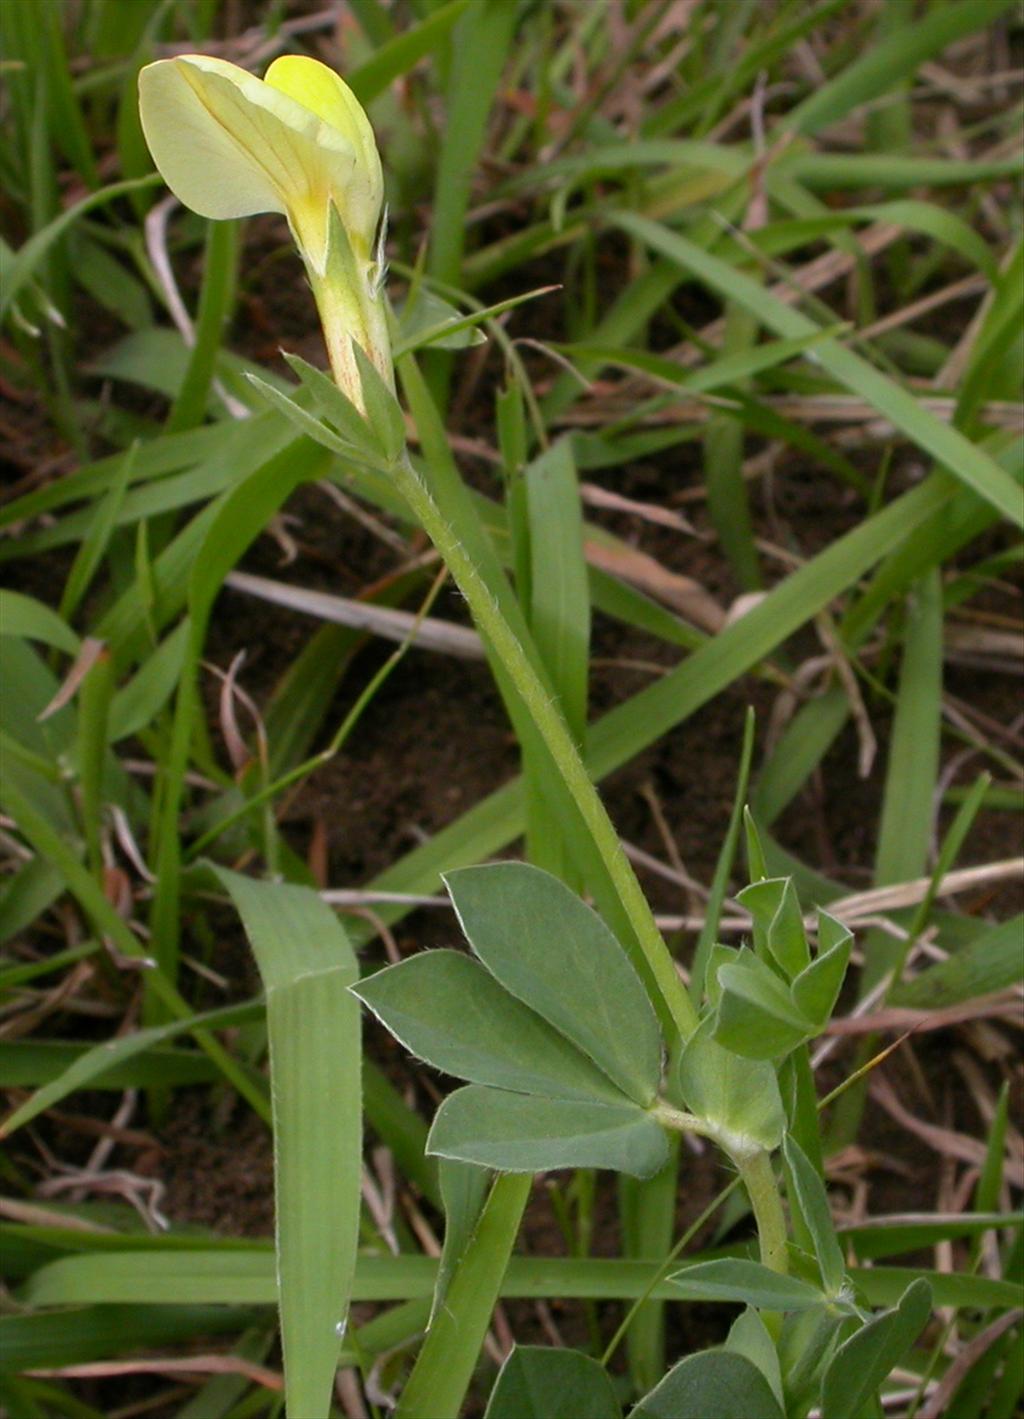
[[427, 1087, 669, 1179], [783, 1135, 846, 1297], [819, 1279, 932, 1419], [353, 950, 632, 1105], [668, 1258, 829, 1313], [445, 862, 663, 1105], [633, 1351, 785, 1419], [485, 1346, 621, 1419]]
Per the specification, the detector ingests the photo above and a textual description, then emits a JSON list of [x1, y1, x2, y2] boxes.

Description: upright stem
[[738, 1148, 788, 1276], [656, 1105, 790, 1295], [392, 454, 699, 1044], [738, 1146, 789, 1341]]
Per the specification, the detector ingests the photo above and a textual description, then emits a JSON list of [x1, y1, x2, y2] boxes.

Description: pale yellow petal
[[265, 56, 383, 257], [139, 58, 285, 221], [264, 55, 382, 205], [139, 54, 383, 272]]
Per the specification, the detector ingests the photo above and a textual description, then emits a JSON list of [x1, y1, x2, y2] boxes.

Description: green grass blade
[[781, 152, 1024, 191], [865, 569, 944, 990], [74, 644, 114, 880], [394, 1174, 532, 1419], [619, 1137, 681, 1394], [0, 592, 80, 655], [0, 1000, 264, 1137], [212, 868, 361, 1419], [0, 1306, 257, 1373], [704, 301, 762, 588], [166, 220, 238, 433], [0, 1037, 226, 1091], [525, 439, 590, 744], [427, 0, 517, 293], [614, 213, 1024, 527], [752, 686, 849, 828], [787, 0, 1015, 136], [348, 0, 472, 104], [0, 176, 159, 325], [955, 242, 1023, 429], [888, 915, 1024, 1010], [691, 707, 756, 1003], [57, 445, 136, 625], [24, 1251, 1021, 1313]]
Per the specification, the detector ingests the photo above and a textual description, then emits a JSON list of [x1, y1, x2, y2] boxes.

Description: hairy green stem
[[392, 454, 699, 1043], [655, 1101, 789, 1333], [739, 1147, 789, 1274], [738, 1148, 788, 1341]]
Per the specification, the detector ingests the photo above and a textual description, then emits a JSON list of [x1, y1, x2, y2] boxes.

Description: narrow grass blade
[[898, 772, 992, 953], [0, 592, 79, 654], [788, 0, 1014, 135], [524, 439, 589, 742], [704, 302, 761, 589], [166, 219, 238, 433], [845, 1212, 1022, 1263], [348, 0, 472, 104], [394, 1174, 531, 1419], [0, 1306, 257, 1373], [864, 569, 944, 992], [691, 707, 756, 1002], [0, 176, 159, 324], [74, 643, 114, 879], [753, 686, 849, 828], [0, 1000, 264, 1137], [889, 915, 1024, 1010], [955, 242, 1023, 430], [212, 868, 361, 1419], [782, 152, 1023, 191], [57, 445, 135, 624], [0, 1037, 225, 1091], [108, 620, 189, 742], [614, 213, 1024, 527], [619, 1137, 681, 1394], [427, 0, 517, 292], [23, 1250, 1022, 1312], [975, 1085, 1011, 1225]]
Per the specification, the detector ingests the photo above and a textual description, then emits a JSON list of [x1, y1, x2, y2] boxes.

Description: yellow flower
[[139, 54, 390, 408]]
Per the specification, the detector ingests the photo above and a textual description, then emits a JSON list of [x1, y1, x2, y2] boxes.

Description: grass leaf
[[211, 868, 361, 1419]]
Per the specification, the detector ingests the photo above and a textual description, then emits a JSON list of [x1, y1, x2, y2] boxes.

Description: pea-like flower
[[139, 54, 391, 409]]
